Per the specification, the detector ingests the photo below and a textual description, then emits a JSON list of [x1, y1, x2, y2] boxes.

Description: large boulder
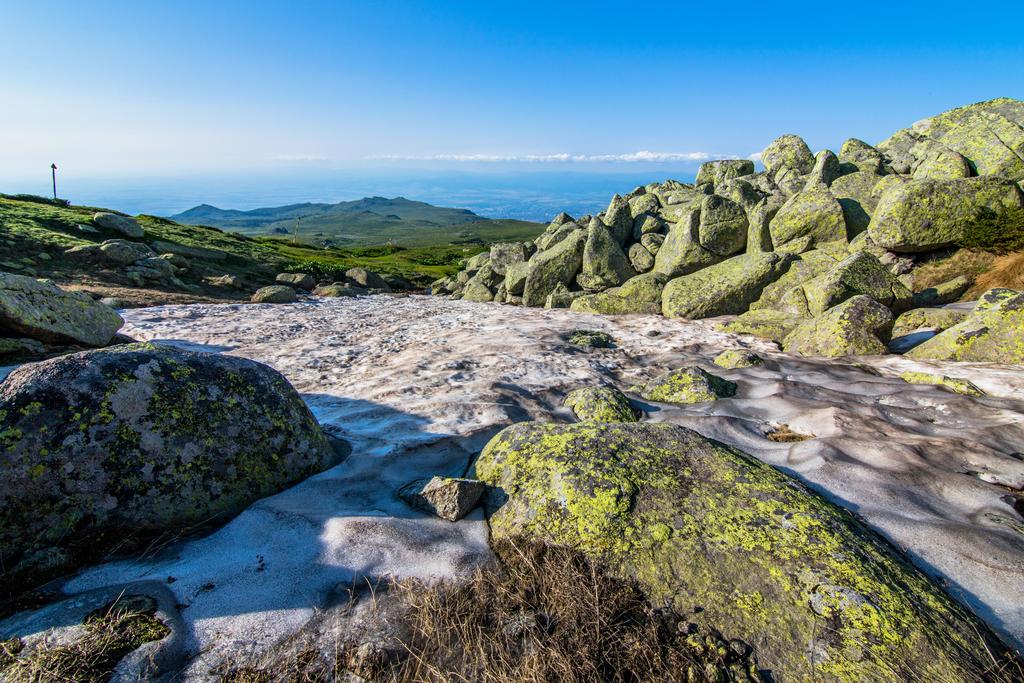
[[805, 149, 841, 187], [878, 97, 1024, 181], [489, 242, 530, 276], [627, 243, 655, 273], [662, 252, 793, 319], [276, 272, 315, 291], [695, 159, 755, 188], [838, 138, 886, 174], [251, 285, 299, 304], [783, 295, 894, 357], [475, 422, 1004, 680], [892, 307, 968, 338], [719, 309, 805, 344], [345, 268, 391, 291], [761, 134, 815, 179], [868, 176, 1024, 252], [576, 219, 636, 291], [93, 212, 144, 238], [503, 261, 530, 296], [0, 344, 336, 581], [570, 272, 668, 315], [0, 273, 123, 347], [522, 231, 585, 307], [563, 386, 637, 423], [907, 288, 1024, 363], [768, 183, 847, 252], [749, 247, 846, 315], [653, 210, 721, 277], [697, 194, 748, 257], [801, 251, 912, 316], [911, 275, 973, 307], [829, 171, 884, 236], [602, 195, 633, 245]]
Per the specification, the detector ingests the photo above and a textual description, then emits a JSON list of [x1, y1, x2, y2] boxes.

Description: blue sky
[[1, 0, 1022, 181]]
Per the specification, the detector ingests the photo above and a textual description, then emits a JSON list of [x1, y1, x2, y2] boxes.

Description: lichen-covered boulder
[[892, 307, 968, 338], [899, 371, 984, 397], [878, 97, 1024, 181], [907, 289, 1024, 363], [910, 139, 972, 180], [653, 211, 721, 277], [251, 285, 299, 304], [911, 275, 973, 307], [746, 195, 783, 253], [503, 261, 530, 296], [761, 134, 815, 179], [460, 278, 495, 302], [313, 284, 368, 297], [0, 343, 336, 581], [567, 329, 614, 348], [603, 195, 633, 245], [713, 349, 763, 369], [275, 272, 315, 291], [769, 183, 847, 252], [748, 247, 846, 316], [475, 421, 1006, 680], [345, 267, 391, 291], [868, 177, 1024, 252], [398, 476, 484, 522], [489, 242, 530, 276], [570, 272, 668, 315], [801, 251, 912, 316], [783, 295, 894, 357], [522, 231, 585, 307], [631, 213, 666, 241], [0, 272, 123, 347], [563, 386, 637, 423], [662, 252, 793, 319], [806, 149, 841, 187], [838, 138, 886, 174], [544, 282, 584, 309], [695, 159, 755, 188], [640, 232, 665, 255], [93, 212, 143, 238], [576, 220, 636, 291], [627, 243, 654, 273], [830, 171, 884, 236], [719, 309, 805, 344], [697, 194, 748, 257], [630, 367, 736, 403], [628, 193, 661, 219]]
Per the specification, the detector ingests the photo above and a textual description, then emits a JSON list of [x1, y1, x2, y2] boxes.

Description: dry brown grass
[[0, 595, 169, 682], [217, 539, 763, 683], [967, 251, 1024, 298], [765, 424, 814, 443], [911, 249, 995, 294]]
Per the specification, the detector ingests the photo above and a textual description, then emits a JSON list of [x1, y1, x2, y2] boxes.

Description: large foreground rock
[[868, 176, 1024, 252], [0, 272, 124, 347], [0, 343, 336, 580], [475, 422, 1006, 680], [908, 288, 1024, 363], [662, 252, 792, 319]]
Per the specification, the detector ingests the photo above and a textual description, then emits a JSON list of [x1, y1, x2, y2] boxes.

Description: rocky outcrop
[[475, 421, 1007, 680], [0, 272, 123, 347], [0, 343, 336, 583], [662, 252, 793, 319], [783, 295, 894, 357]]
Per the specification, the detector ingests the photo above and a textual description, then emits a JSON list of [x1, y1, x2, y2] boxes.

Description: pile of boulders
[[65, 236, 189, 289], [435, 98, 1024, 362]]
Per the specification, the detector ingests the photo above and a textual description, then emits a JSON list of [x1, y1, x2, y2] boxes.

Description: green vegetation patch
[[957, 206, 1024, 254]]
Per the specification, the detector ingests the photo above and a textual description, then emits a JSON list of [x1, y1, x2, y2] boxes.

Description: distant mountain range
[[170, 196, 544, 248]]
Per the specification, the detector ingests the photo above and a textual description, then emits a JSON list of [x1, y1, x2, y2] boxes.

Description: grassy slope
[[0, 195, 503, 302]]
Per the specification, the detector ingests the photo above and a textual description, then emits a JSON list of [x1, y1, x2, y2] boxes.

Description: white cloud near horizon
[[365, 150, 736, 163]]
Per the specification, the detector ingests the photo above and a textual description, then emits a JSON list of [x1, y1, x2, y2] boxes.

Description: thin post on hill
[[50, 163, 57, 199]]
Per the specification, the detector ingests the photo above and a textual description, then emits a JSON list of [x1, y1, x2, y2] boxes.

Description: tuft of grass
[[0, 595, 169, 682], [911, 248, 994, 294], [217, 539, 765, 682], [957, 206, 1024, 255], [765, 424, 814, 442], [967, 250, 1024, 298]]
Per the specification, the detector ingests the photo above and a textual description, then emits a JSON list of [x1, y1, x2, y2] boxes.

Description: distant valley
[[170, 196, 545, 248]]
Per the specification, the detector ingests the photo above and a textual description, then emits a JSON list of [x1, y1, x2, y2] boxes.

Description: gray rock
[[0, 272, 123, 346], [662, 252, 793, 319], [251, 285, 299, 303], [762, 134, 815, 179], [489, 242, 530, 276], [695, 159, 755, 188], [345, 268, 391, 291], [522, 231, 585, 307], [276, 272, 316, 291], [93, 212, 143, 238], [806, 150, 841, 187], [399, 476, 485, 521], [627, 243, 655, 273]]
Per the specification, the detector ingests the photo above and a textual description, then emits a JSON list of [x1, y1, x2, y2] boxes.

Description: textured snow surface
[[9, 294, 1024, 670]]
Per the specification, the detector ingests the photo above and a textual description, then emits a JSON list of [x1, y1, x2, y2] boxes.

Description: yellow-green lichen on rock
[[720, 309, 806, 344], [631, 366, 736, 403], [661, 252, 793, 319], [892, 307, 968, 338], [899, 371, 984, 397], [563, 386, 638, 423], [474, 421, 1011, 681], [783, 295, 894, 357], [714, 349, 763, 369], [768, 182, 847, 253], [907, 288, 1024, 363], [801, 251, 912, 316], [569, 272, 667, 315]]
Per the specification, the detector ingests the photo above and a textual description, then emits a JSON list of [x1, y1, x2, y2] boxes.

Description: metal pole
[[51, 163, 57, 199]]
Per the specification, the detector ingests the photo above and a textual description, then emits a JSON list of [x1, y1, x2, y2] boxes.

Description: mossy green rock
[[783, 295, 894, 357], [910, 275, 972, 308], [748, 247, 853, 317], [899, 371, 984, 397], [603, 195, 633, 245], [907, 289, 1024, 363], [802, 251, 912, 316], [892, 308, 968, 338], [838, 138, 886, 174], [0, 343, 335, 579], [576, 219, 636, 291], [563, 386, 637, 423], [830, 171, 884, 237], [250, 285, 299, 304], [544, 282, 584, 309], [570, 272, 668, 315], [769, 183, 847, 252], [910, 139, 972, 180], [461, 278, 495, 302], [627, 243, 654, 273], [475, 421, 1005, 680], [695, 159, 755, 187], [662, 252, 793, 319], [0, 272, 124, 347], [697, 194, 748, 257], [868, 176, 1024, 252], [522, 231, 585, 307], [488, 241, 530, 276], [713, 348, 763, 369], [761, 134, 815, 178], [567, 329, 614, 348], [503, 261, 530, 296], [720, 309, 806, 344], [631, 366, 736, 403], [806, 149, 841, 187], [312, 284, 367, 297], [652, 210, 721, 277]]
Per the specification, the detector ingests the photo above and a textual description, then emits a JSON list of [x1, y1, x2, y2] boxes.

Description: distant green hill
[[170, 196, 544, 248]]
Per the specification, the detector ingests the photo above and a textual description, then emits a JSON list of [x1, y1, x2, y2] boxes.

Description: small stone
[[563, 386, 638, 423], [568, 329, 614, 348], [251, 285, 299, 304], [631, 367, 737, 404], [714, 349, 763, 369], [398, 476, 485, 521]]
